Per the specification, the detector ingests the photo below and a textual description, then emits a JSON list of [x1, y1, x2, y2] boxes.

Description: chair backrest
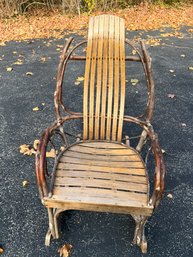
[[83, 15, 125, 142]]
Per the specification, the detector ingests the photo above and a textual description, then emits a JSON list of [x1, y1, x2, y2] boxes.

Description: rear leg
[[132, 215, 148, 253]]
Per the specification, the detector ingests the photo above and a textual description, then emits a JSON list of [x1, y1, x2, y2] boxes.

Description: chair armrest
[[35, 115, 83, 199], [123, 116, 166, 208]]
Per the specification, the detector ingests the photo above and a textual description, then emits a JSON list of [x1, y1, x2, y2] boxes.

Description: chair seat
[[44, 141, 153, 216]]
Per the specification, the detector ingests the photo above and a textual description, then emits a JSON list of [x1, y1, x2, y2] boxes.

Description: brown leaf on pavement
[[58, 244, 72, 257]]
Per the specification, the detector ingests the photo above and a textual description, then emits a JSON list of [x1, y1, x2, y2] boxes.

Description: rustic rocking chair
[[35, 15, 165, 253]]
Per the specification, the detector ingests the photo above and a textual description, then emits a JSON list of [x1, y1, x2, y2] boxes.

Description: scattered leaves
[[167, 193, 173, 199], [188, 67, 193, 71], [58, 244, 72, 257], [32, 107, 39, 111], [19, 144, 36, 156], [46, 149, 56, 158], [146, 38, 161, 46], [131, 79, 139, 86], [0, 42, 6, 46], [60, 146, 65, 151], [40, 57, 47, 63], [75, 76, 84, 85], [33, 139, 40, 150], [0, 247, 4, 254], [22, 180, 29, 187], [26, 72, 33, 76], [167, 94, 176, 99], [13, 60, 23, 65], [6, 67, 13, 72]]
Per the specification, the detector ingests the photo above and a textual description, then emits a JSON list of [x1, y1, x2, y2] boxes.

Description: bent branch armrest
[[35, 115, 83, 199], [123, 116, 166, 208]]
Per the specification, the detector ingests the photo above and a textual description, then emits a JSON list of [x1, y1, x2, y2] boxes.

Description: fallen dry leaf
[[42, 102, 45, 106], [167, 193, 173, 199], [40, 57, 47, 62], [167, 94, 176, 99], [33, 139, 40, 150], [26, 72, 33, 76], [161, 149, 166, 154], [19, 144, 36, 156], [169, 70, 175, 73], [0, 247, 4, 253], [58, 244, 72, 257], [32, 107, 39, 111], [181, 123, 186, 127], [60, 146, 65, 151], [131, 79, 139, 86], [132, 49, 136, 55], [74, 76, 84, 85], [188, 67, 193, 70], [22, 180, 29, 187], [6, 67, 13, 71], [180, 54, 185, 57], [13, 60, 23, 65], [46, 149, 56, 158]]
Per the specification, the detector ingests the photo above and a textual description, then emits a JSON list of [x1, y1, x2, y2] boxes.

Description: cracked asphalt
[[0, 27, 193, 257]]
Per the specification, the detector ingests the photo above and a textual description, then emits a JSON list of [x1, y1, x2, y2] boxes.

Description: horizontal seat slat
[[57, 162, 146, 175], [63, 150, 139, 162], [59, 156, 144, 168], [54, 177, 147, 193], [52, 186, 147, 204], [68, 144, 137, 155], [56, 169, 147, 183]]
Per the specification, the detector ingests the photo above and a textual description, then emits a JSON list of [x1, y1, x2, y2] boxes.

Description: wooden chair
[[35, 14, 165, 253]]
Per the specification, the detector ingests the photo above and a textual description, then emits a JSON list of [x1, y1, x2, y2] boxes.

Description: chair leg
[[54, 208, 65, 239], [45, 208, 56, 246], [132, 215, 148, 253]]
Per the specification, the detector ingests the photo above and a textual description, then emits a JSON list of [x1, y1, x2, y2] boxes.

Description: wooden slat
[[83, 17, 94, 140], [100, 15, 109, 139], [56, 170, 147, 183], [112, 16, 120, 141], [89, 16, 99, 140], [44, 198, 153, 216], [54, 177, 147, 193], [65, 144, 138, 155], [52, 186, 147, 204], [59, 157, 144, 168], [106, 15, 115, 140], [57, 163, 145, 175], [95, 15, 104, 139], [63, 151, 140, 162], [117, 18, 126, 141], [78, 141, 127, 148]]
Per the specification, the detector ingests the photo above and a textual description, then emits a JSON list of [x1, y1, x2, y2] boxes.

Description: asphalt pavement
[[0, 27, 193, 257]]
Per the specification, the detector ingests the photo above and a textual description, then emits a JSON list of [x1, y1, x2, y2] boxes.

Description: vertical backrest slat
[[117, 18, 126, 141], [89, 16, 99, 140], [100, 15, 109, 140], [83, 17, 94, 140], [106, 15, 115, 140], [112, 17, 120, 141], [95, 15, 104, 140], [83, 15, 125, 142]]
